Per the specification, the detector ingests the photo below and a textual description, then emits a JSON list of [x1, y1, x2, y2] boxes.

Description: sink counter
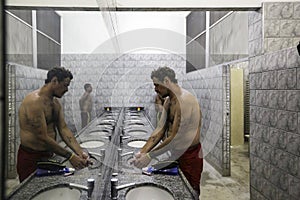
[[7, 167, 100, 200], [114, 167, 196, 200], [7, 114, 112, 200], [7, 109, 198, 200]]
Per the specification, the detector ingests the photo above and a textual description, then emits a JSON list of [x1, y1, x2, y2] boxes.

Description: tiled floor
[[5, 177, 19, 197], [200, 142, 250, 200]]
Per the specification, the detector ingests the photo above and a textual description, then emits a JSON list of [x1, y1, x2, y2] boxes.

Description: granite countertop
[[8, 167, 100, 200], [114, 157, 196, 200], [7, 109, 198, 200]]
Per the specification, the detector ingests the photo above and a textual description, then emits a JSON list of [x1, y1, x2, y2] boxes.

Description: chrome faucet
[[87, 150, 106, 169], [69, 178, 95, 199], [111, 178, 136, 199], [118, 149, 134, 162], [120, 151, 134, 157], [120, 135, 130, 144], [89, 151, 102, 158]]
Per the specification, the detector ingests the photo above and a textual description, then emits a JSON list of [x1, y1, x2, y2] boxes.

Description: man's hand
[[132, 152, 151, 168], [69, 152, 92, 170], [80, 151, 93, 166]]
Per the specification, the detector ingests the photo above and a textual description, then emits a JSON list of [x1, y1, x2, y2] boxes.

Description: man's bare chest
[[43, 101, 59, 124]]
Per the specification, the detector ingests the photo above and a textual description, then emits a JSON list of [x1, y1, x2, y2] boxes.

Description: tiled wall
[[249, 2, 300, 57], [249, 2, 300, 199], [182, 64, 231, 175], [249, 46, 300, 200], [263, 2, 300, 53], [6, 63, 47, 178], [62, 54, 186, 132]]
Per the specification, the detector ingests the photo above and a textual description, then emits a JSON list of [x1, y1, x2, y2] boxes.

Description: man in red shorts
[[17, 67, 91, 182], [133, 66, 203, 196]]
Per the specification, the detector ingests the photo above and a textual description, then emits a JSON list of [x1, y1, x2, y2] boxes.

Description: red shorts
[[17, 145, 53, 182], [178, 143, 203, 195]]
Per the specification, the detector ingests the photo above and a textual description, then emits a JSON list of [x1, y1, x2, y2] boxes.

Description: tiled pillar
[[1, 1, 5, 197], [249, 2, 300, 199], [6, 64, 47, 178]]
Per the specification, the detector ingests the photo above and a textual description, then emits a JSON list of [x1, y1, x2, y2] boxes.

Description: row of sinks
[[9, 108, 194, 200], [111, 109, 175, 200], [31, 183, 174, 200], [31, 186, 81, 200]]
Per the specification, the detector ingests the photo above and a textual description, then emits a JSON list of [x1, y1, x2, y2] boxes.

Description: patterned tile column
[[249, 3, 300, 199]]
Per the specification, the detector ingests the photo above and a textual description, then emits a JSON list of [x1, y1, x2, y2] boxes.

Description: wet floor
[[200, 142, 250, 200]]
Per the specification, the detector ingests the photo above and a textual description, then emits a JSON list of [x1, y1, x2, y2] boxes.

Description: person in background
[[79, 83, 93, 128], [133, 66, 203, 195], [17, 67, 91, 182]]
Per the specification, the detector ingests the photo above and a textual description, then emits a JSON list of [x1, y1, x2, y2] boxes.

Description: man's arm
[[133, 105, 178, 168], [55, 99, 84, 156], [54, 99, 91, 168], [148, 104, 181, 158], [139, 99, 170, 153], [140, 124, 166, 154]]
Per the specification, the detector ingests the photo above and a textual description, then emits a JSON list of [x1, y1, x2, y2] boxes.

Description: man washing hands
[[17, 67, 92, 182], [132, 67, 203, 195], [132, 151, 152, 168]]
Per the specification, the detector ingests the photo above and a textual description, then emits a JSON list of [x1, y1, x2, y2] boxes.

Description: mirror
[[3, 1, 252, 198], [3, 8, 194, 197]]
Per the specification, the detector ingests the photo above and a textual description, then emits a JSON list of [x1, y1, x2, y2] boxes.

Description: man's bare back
[[165, 89, 201, 150]]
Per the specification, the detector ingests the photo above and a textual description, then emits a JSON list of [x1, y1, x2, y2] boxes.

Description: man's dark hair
[[84, 83, 91, 91], [151, 66, 178, 84], [45, 67, 73, 84]]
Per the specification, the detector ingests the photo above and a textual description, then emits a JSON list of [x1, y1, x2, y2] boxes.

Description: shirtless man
[[133, 66, 203, 195], [79, 83, 93, 128], [17, 67, 90, 182]]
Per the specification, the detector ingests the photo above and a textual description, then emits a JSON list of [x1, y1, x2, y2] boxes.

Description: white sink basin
[[124, 123, 145, 130], [125, 116, 140, 120], [80, 141, 105, 148], [31, 187, 81, 200], [124, 119, 142, 123], [126, 185, 174, 200], [126, 129, 147, 137], [102, 119, 115, 122], [127, 140, 146, 148], [89, 131, 109, 137], [96, 124, 114, 130], [90, 127, 110, 133]]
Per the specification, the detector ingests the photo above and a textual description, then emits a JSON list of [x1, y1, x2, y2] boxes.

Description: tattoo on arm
[[151, 137, 156, 143], [66, 136, 73, 144]]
